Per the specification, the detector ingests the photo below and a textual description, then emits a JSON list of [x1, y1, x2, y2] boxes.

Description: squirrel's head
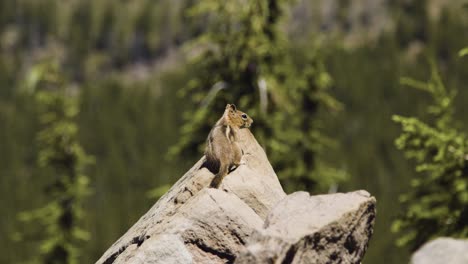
[[224, 104, 253, 128]]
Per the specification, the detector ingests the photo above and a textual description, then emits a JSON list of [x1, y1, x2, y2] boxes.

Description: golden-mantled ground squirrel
[[205, 104, 253, 188]]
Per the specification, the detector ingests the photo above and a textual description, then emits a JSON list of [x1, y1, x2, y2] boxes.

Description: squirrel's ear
[[229, 104, 237, 111]]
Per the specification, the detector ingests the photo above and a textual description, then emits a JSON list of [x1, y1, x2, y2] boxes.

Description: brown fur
[[205, 104, 253, 188]]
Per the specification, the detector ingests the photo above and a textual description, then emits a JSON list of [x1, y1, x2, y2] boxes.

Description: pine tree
[[169, 0, 345, 193], [392, 63, 468, 250], [16, 60, 93, 264], [391, 0, 429, 48]]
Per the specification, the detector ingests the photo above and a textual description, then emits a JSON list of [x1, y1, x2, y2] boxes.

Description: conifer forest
[[1, 0, 468, 263]]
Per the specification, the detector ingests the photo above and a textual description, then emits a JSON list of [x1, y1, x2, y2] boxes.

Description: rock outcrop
[[96, 129, 376, 264], [411, 238, 468, 264], [235, 191, 375, 264]]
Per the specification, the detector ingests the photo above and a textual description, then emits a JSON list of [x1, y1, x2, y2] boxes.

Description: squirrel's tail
[[210, 165, 228, 188]]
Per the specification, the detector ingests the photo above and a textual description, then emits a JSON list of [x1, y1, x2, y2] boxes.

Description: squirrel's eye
[[241, 114, 247, 120]]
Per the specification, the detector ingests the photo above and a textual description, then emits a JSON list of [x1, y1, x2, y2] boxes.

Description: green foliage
[[0, 1, 190, 260], [392, 65, 468, 250], [15, 61, 93, 264], [0, 0, 188, 81], [460, 47, 468, 57], [146, 184, 172, 200]]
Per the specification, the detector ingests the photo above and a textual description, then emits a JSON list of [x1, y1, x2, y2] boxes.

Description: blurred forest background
[[1, 0, 468, 263]]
